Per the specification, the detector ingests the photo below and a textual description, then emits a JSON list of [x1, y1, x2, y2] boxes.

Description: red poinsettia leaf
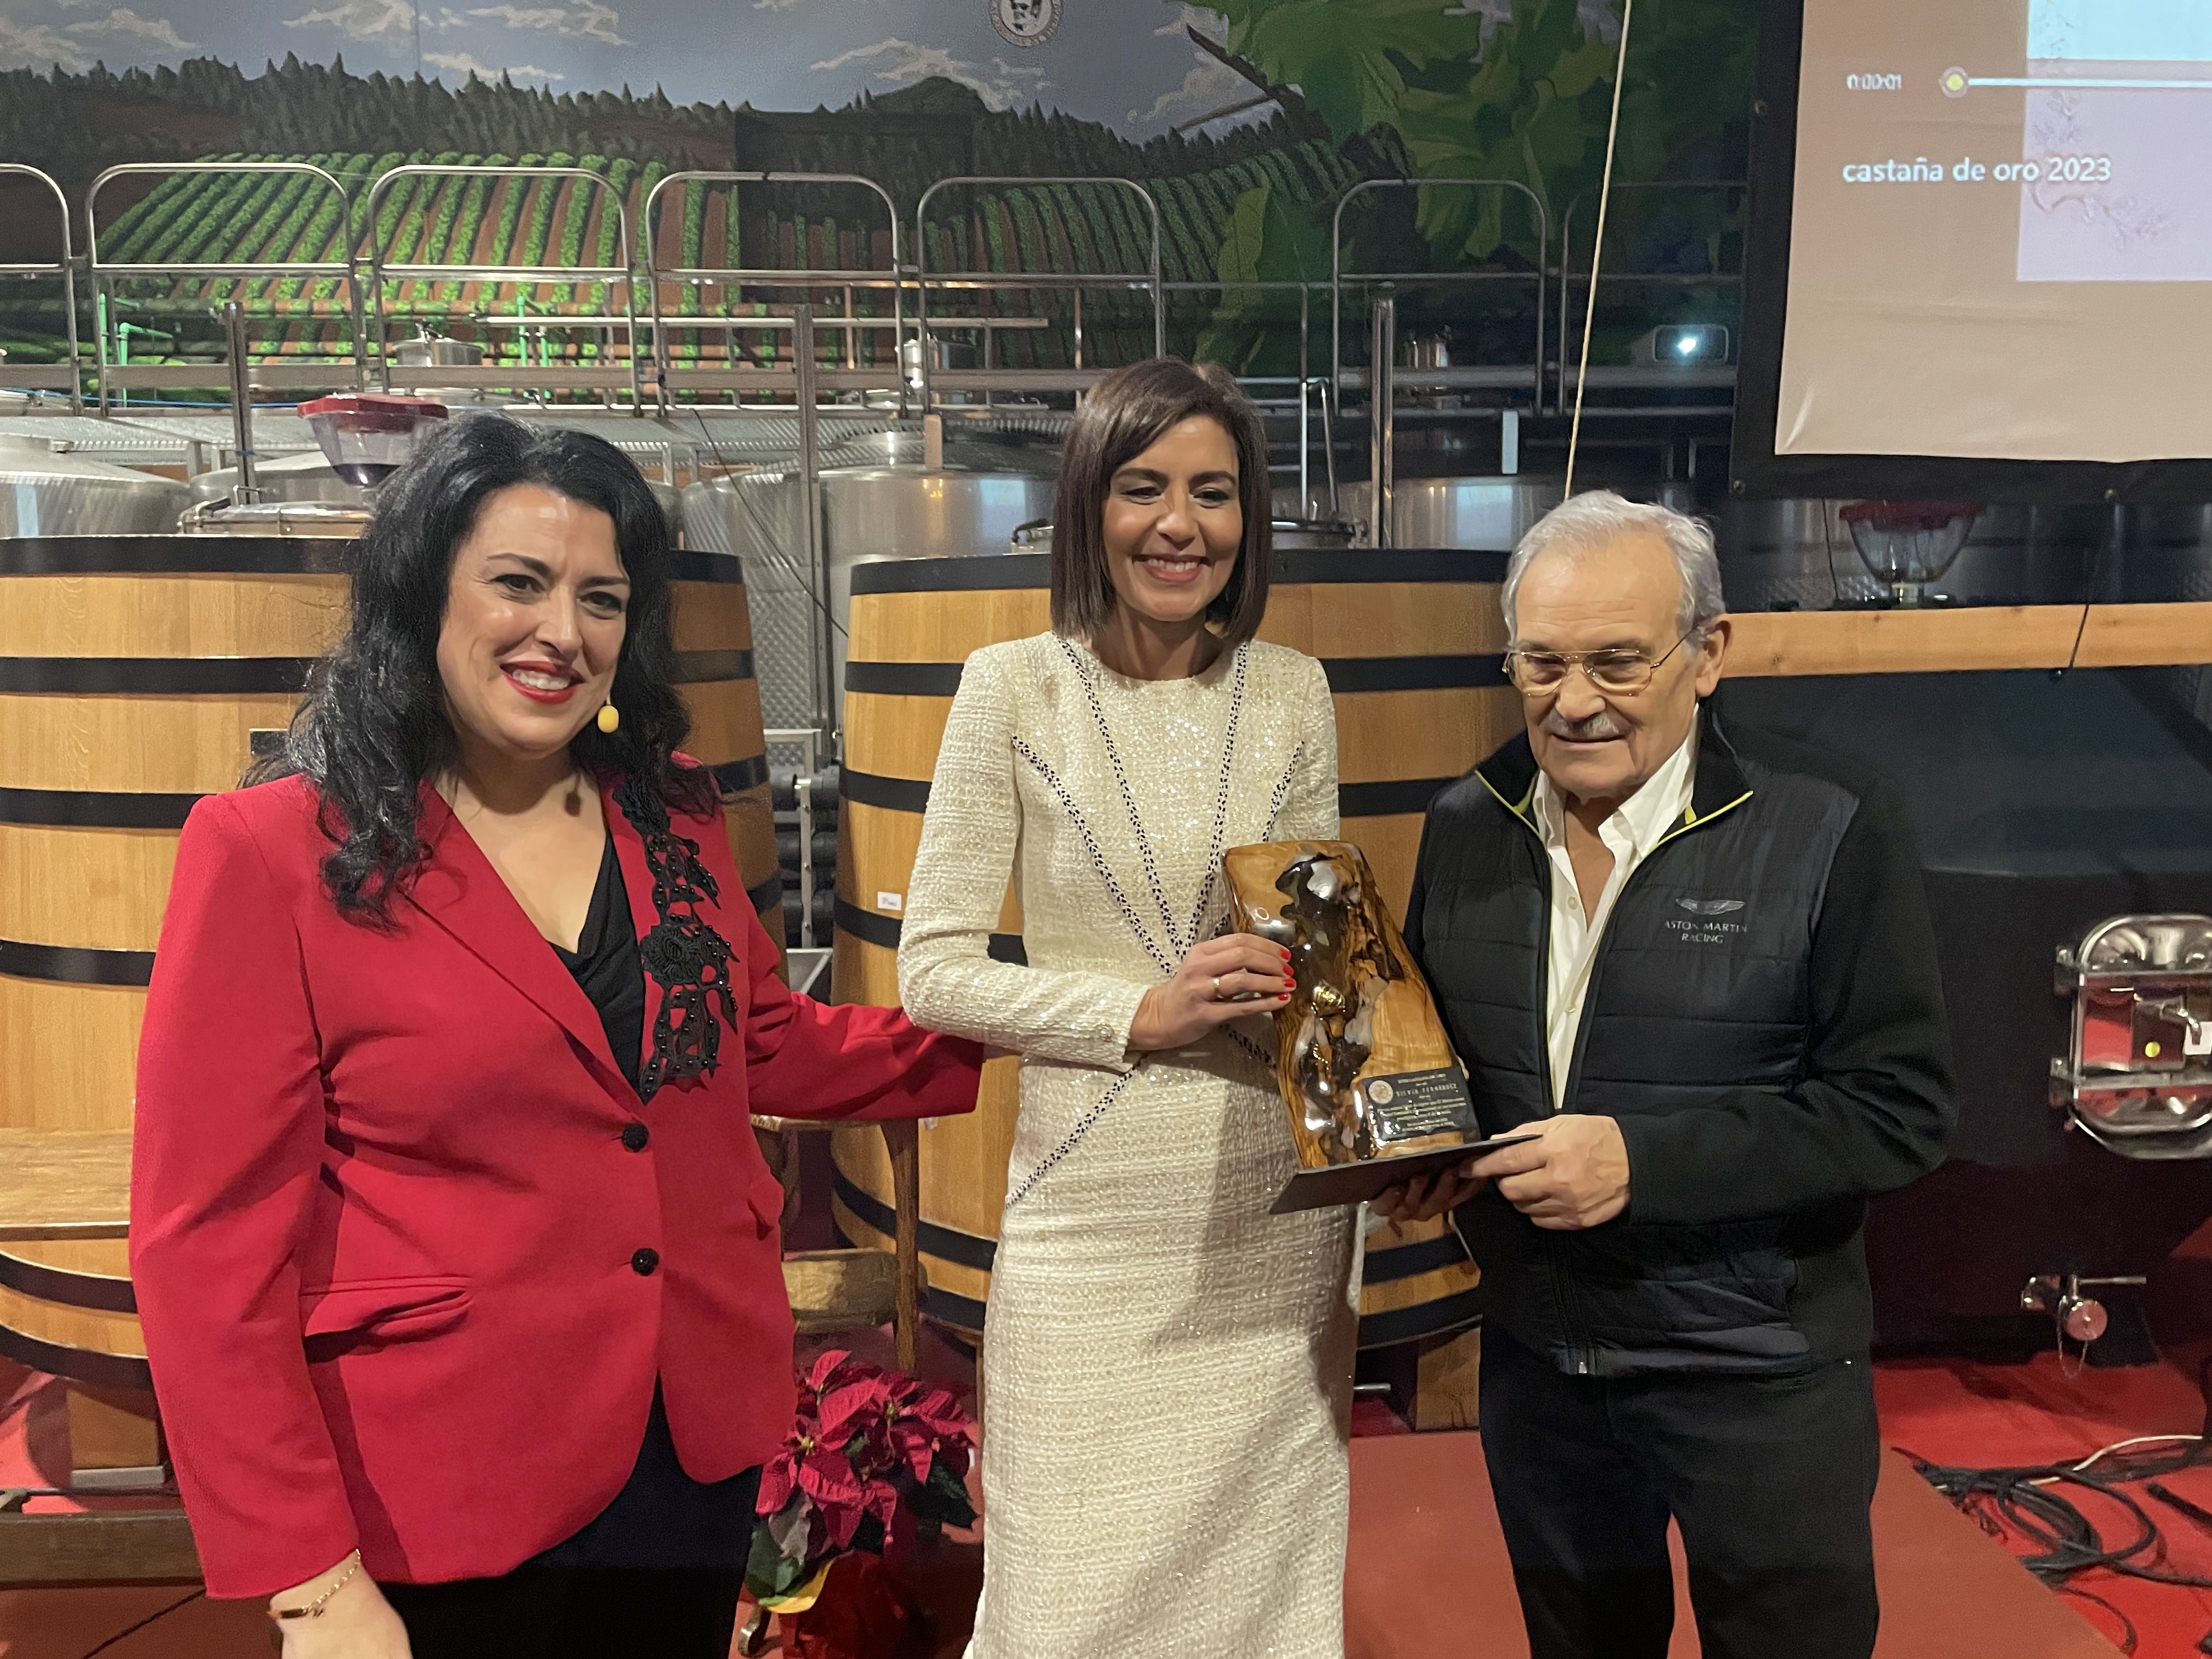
[[884, 1421, 935, 1482], [758, 1451, 800, 1516], [816, 1378, 893, 1447], [862, 1475, 901, 1532], [916, 1401, 974, 1445], [799, 1447, 864, 1503], [804, 1349, 853, 1395]]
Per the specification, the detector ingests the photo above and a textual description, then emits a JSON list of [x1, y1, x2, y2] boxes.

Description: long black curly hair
[[252, 413, 715, 920]]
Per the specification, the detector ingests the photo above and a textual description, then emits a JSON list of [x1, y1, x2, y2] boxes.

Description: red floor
[[5, 1220, 2209, 1657], [0, 1419, 2138, 1659]]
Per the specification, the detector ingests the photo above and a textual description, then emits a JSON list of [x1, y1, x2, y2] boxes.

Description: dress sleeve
[[128, 795, 360, 1599], [898, 646, 1150, 1068], [1273, 655, 1341, 841]]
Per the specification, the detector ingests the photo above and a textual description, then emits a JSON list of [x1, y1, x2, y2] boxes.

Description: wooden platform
[[0, 1131, 131, 1242], [1725, 601, 2212, 679]]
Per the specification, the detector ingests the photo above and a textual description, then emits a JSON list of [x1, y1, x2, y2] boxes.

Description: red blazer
[[129, 771, 981, 1599]]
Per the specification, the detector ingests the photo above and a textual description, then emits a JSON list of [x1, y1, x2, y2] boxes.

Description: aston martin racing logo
[[1676, 898, 1746, 916]]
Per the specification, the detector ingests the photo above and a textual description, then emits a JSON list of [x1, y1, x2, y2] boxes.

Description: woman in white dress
[[898, 359, 1357, 1657]]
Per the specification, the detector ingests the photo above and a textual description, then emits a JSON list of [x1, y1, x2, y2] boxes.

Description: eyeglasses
[[1503, 630, 1697, 697]]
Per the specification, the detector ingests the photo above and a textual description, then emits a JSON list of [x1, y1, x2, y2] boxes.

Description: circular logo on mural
[[991, 0, 1060, 47]]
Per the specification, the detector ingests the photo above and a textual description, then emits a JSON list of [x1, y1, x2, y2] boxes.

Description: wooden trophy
[[1224, 840, 1527, 1212]]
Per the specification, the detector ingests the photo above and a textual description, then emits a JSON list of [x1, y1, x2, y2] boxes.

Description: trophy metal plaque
[[1225, 840, 1529, 1213]]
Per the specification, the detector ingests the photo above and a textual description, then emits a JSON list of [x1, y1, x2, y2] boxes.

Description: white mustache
[[1541, 707, 1626, 741]]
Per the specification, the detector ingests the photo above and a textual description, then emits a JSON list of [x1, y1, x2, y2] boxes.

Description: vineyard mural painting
[[0, 0, 1757, 396]]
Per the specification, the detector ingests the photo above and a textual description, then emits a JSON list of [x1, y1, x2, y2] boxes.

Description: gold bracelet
[[270, 1550, 361, 1621]]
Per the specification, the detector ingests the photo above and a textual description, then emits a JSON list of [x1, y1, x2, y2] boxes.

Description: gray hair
[[1501, 490, 1726, 640]]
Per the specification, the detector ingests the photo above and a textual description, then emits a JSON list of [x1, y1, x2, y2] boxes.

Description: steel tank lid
[[0, 432, 188, 490], [0, 533, 747, 581], [725, 462, 1055, 484]]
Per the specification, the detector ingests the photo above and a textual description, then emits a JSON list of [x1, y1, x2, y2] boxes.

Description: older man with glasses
[[1380, 492, 1956, 1659]]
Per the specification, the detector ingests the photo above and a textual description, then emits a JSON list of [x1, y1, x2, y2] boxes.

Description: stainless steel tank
[[1338, 476, 1565, 550], [1007, 518, 1356, 555], [647, 478, 681, 544], [1713, 499, 1861, 611], [190, 449, 374, 508], [683, 466, 1057, 732], [0, 433, 187, 535], [1272, 520, 1357, 552], [1716, 500, 2108, 611], [188, 452, 682, 540]]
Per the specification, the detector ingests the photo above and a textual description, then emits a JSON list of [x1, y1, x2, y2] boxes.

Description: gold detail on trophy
[[1226, 840, 1522, 1212]]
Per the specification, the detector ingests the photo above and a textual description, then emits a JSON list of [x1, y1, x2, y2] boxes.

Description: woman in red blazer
[[129, 415, 981, 1659]]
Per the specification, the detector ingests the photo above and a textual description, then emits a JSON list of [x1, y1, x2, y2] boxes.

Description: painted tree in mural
[[1190, 0, 1759, 373]]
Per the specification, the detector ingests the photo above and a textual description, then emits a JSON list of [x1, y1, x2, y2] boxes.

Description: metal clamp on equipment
[[2052, 913, 2212, 1161]]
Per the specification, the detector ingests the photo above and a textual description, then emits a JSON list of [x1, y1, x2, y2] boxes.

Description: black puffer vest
[[1410, 709, 1865, 1378]]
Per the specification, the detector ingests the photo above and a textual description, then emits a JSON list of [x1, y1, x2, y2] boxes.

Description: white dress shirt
[[1531, 728, 1699, 1110]]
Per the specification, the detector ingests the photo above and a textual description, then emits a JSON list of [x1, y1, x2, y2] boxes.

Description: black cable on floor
[[75, 1588, 204, 1659], [1899, 1352, 2212, 1658]]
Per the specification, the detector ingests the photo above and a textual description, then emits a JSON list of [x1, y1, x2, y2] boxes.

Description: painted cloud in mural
[[422, 45, 555, 78], [465, 2, 623, 47], [67, 6, 195, 49], [281, 0, 458, 44], [810, 36, 1049, 111]]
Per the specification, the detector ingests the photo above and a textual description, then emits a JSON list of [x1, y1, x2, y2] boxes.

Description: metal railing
[[360, 162, 642, 407], [1331, 177, 1549, 411], [85, 160, 365, 411], [1553, 179, 1747, 411], [0, 165, 82, 412], [913, 175, 1163, 409], [641, 170, 906, 407], [4, 160, 1754, 423]]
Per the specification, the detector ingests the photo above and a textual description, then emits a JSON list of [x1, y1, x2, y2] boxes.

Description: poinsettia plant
[[746, 1350, 978, 1618]]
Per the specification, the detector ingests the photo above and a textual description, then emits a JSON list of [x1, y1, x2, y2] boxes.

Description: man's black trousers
[[1479, 1328, 1882, 1659]]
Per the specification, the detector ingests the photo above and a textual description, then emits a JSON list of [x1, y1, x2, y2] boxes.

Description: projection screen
[[1733, 0, 2212, 501]]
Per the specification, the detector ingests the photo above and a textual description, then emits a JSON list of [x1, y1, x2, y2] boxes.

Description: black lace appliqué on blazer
[[614, 775, 738, 1101]]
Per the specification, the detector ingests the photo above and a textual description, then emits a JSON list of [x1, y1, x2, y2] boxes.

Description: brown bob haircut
[[1048, 357, 1272, 647]]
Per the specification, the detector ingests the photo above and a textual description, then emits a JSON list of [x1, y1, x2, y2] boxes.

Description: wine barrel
[[668, 551, 781, 945], [0, 537, 776, 1395], [830, 549, 1520, 1346], [0, 534, 346, 1390]]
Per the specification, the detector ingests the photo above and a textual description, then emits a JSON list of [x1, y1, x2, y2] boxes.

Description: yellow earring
[[596, 702, 620, 734]]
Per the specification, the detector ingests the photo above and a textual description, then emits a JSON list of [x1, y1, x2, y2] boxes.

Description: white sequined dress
[[899, 631, 1358, 1659]]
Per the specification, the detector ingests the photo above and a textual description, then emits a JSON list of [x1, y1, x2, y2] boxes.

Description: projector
[[1631, 324, 1731, 367]]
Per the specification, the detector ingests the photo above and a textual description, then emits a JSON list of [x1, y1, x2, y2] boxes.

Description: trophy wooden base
[[1269, 1133, 1538, 1214]]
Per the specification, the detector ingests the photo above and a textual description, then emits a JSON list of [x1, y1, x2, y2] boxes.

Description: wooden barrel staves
[[0, 534, 348, 1407], [830, 550, 1521, 1348], [0, 538, 776, 1435], [668, 550, 781, 944]]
